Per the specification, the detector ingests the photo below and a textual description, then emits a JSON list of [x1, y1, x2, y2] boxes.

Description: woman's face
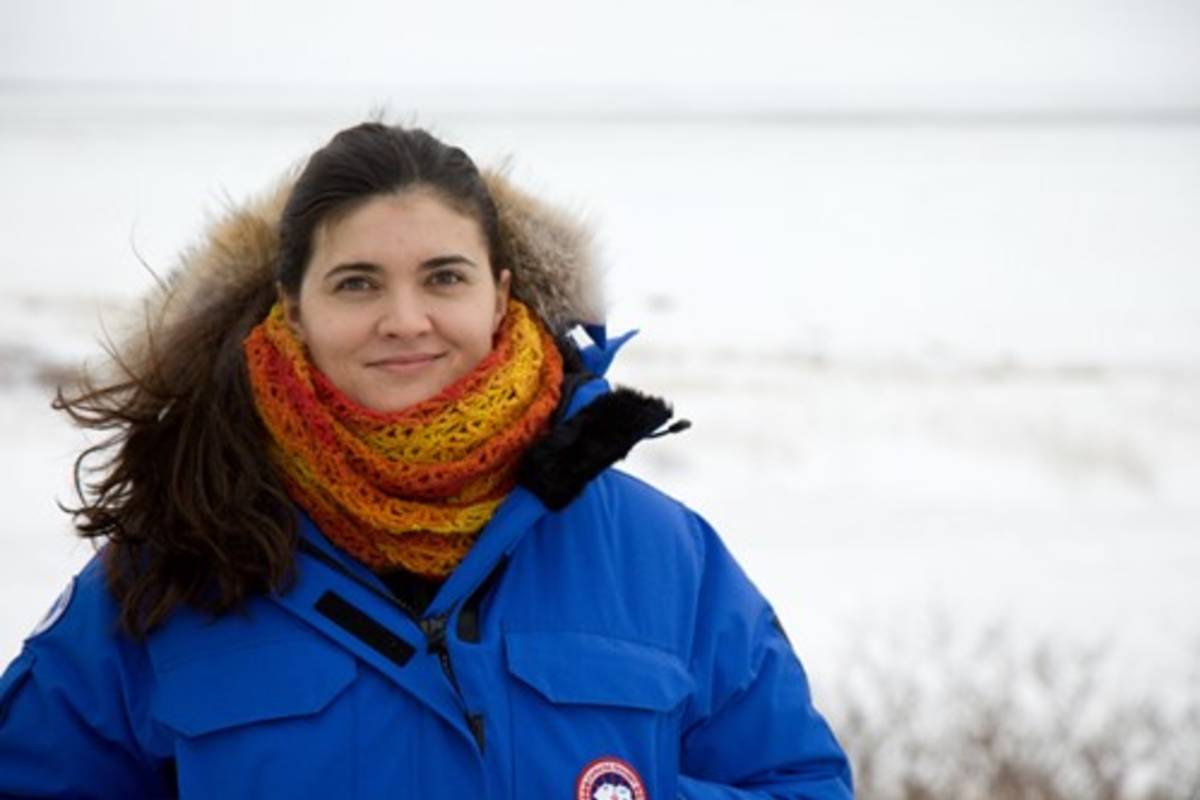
[[285, 189, 510, 413]]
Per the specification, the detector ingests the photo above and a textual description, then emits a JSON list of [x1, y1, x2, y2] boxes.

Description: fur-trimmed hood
[[107, 162, 677, 516], [140, 167, 605, 354]]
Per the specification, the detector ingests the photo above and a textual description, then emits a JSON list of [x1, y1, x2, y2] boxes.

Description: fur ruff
[[101, 152, 677, 515], [121, 165, 604, 375]]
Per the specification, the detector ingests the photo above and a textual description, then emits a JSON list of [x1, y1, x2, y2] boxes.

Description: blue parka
[[0, 164, 851, 798], [0, 334, 851, 798]]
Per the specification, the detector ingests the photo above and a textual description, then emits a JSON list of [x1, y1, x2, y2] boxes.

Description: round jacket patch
[[575, 756, 647, 800], [29, 578, 75, 639]]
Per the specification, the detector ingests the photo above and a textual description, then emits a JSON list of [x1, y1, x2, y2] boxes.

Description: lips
[[367, 353, 445, 372]]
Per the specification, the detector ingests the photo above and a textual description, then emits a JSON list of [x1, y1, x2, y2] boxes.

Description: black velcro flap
[[315, 591, 415, 667]]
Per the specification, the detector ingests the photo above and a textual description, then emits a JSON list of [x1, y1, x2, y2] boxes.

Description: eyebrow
[[323, 255, 479, 280], [422, 255, 479, 270]]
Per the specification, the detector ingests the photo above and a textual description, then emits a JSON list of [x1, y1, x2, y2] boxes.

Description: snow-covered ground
[[2, 94, 1198, 705]]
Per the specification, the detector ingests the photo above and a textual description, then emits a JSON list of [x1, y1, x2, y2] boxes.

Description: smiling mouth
[[368, 353, 445, 372]]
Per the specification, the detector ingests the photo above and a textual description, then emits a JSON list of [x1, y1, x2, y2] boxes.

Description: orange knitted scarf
[[243, 299, 563, 577]]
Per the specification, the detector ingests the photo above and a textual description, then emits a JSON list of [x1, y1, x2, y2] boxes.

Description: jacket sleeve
[[678, 514, 853, 799], [0, 566, 172, 798]]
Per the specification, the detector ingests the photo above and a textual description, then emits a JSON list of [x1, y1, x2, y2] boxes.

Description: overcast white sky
[[4, 0, 1200, 110]]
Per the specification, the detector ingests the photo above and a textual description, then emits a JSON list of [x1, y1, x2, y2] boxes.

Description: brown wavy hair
[[57, 123, 504, 636]]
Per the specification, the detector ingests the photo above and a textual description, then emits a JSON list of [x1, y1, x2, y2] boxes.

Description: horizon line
[[3, 79, 1199, 127]]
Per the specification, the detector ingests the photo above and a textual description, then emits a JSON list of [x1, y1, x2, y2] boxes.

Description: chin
[[361, 385, 441, 414], [365, 396, 423, 414]]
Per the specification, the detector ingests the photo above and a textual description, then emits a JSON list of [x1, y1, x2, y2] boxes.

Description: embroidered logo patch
[[29, 577, 75, 639], [575, 756, 647, 800]]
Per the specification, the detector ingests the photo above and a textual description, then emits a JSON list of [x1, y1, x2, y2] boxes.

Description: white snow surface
[[2, 96, 1198, 707]]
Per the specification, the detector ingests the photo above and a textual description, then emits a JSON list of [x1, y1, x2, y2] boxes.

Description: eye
[[427, 269, 466, 287], [333, 274, 376, 293]]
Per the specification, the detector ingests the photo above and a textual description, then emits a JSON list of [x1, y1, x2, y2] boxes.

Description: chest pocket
[[152, 636, 358, 799], [504, 631, 694, 798]]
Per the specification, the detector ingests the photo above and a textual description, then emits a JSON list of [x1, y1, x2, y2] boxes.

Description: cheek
[[302, 313, 366, 364], [442, 303, 499, 352]]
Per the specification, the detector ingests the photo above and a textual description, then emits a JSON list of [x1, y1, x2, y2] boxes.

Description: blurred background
[[3, 1, 1199, 794]]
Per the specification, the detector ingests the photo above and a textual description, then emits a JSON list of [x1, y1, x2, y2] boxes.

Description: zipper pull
[[419, 613, 449, 654]]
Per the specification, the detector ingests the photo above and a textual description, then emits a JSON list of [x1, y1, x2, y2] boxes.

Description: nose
[[376, 288, 433, 339]]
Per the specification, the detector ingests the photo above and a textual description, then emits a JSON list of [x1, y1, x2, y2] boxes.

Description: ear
[[278, 283, 305, 343], [493, 269, 512, 331]]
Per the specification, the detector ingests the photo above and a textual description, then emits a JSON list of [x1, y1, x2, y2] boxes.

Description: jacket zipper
[[298, 539, 486, 752], [418, 612, 484, 752], [418, 613, 462, 696]]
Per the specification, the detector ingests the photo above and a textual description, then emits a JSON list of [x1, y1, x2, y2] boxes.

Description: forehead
[[311, 189, 487, 261]]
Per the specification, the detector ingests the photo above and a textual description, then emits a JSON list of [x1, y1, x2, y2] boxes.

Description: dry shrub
[[826, 617, 1200, 800]]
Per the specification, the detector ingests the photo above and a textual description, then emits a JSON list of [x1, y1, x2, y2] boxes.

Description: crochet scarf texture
[[243, 299, 563, 578]]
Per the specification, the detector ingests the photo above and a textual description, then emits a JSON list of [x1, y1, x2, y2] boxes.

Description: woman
[[0, 123, 852, 798]]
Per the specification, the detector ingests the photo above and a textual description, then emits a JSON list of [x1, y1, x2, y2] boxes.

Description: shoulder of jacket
[[23, 552, 305, 676], [586, 468, 693, 520], [584, 470, 761, 590], [563, 469, 711, 564], [601, 468, 692, 512], [23, 552, 118, 647], [16, 553, 159, 725]]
